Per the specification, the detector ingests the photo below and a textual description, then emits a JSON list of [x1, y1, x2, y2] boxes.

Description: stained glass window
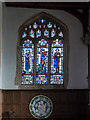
[[47, 22, 52, 28], [44, 29, 49, 38], [22, 32, 27, 38], [16, 12, 68, 89], [33, 22, 38, 29], [29, 30, 34, 38], [51, 39, 63, 84], [51, 29, 56, 38], [22, 39, 34, 84], [36, 39, 48, 84], [59, 31, 63, 38], [36, 29, 41, 38]]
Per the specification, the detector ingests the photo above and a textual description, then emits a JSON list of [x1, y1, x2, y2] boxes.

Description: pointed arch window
[[15, 12, 69, 89]]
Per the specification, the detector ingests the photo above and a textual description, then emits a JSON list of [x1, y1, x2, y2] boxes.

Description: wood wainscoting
[[2, 89, 89, 120], [0, 90, 2, 120]]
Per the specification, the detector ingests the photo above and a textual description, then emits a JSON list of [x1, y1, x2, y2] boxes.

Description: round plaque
[[29, 95, 53, 119]]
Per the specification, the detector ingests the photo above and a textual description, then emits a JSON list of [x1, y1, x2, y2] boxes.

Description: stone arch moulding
[[15, 12, 69, 90]]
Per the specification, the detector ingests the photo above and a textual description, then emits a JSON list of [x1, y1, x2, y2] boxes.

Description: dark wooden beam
[[5, 2, 89, 9]]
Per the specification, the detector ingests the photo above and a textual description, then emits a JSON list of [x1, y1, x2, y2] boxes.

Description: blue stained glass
[[33, 22, 38, 29], [50, 39, 63, 84], [22, 32, 27, 38], [22, 39, 34, 84], [59, 31, 63, 38], [51, 29, 56, 38], [36, 29, 41, 38], [47, 22, 52, 28], [29, 30, 34, 38], [36, 39, 48, 84], [44, 29, 49, 38], [39, 19, 46, 23]]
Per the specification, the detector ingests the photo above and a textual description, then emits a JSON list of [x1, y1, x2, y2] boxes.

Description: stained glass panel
[[29, 25, 32, 29], [54, 24, 56, 28], [33, 22, 38, 29], [22, 32, 27, 38], [47, 22, 52, 28], [39, 19, 46, 23], [36, 29, 41, 38], [22, 39, 34, 84], [50, 39, 63, 84], [29, 30, 34, 38], [59, 31, 63, 38], [36, 39, 48, 84], [51, 29, 56, 38], [44, 29, 49, 38]]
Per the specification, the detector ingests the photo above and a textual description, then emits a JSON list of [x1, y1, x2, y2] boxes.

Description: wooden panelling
[[2, 90, 89, 119], [0, 90, 2, 119]]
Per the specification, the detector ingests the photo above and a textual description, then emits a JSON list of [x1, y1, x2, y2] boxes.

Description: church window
[[15, 12, 69, 89]]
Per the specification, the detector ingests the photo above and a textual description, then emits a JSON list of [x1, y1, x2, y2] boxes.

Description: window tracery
[[15, 12, 69, 89]]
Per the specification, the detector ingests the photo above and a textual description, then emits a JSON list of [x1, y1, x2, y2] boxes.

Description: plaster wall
[[2, 3, 88, 89], [0, 2, 2, 89]]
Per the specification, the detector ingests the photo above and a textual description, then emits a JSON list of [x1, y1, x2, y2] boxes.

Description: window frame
[[15, 12, 69, 89]]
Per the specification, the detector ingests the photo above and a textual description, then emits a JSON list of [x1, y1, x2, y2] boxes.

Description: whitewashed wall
[[0, 2, 1, 89], [2, 3, 88, 89]]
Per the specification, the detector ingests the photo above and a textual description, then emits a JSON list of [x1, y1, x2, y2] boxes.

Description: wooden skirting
[[1, 89, 89, 119]]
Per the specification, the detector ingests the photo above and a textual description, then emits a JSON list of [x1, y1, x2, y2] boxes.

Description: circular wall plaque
[[29, 95, 53, 119]]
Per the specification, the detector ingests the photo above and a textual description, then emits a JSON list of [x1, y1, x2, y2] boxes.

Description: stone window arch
[[15, 12, 69, 89]]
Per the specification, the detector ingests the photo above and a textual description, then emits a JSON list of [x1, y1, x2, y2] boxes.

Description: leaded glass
[[33, 22, 38, 29], [25, 28, 27, 31], [29, 25, 32, 29], [36, 29, 41, 38], [51, 29, 56, 38], [29, 30, 34, 38], [43, 25, 46, 28], [36, 39, 48, 84], [44, 29, 49, 38], [39, 19, 46, 23], [50, 39, 63, 84], [22, 32, 27, 38], [59, 31, 63, 38], [54, 24, 56, 28], [47, 22, 52, 28], [58, 27, 60, 30], [39, 25, 42, 28], [22, 39, 34, 84]]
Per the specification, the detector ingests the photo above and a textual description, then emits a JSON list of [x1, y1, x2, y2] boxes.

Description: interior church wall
[[0, 2, 2, 89], [2, 3, 88, 89]]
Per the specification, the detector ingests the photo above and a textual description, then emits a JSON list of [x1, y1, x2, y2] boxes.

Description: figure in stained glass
[[25, 50, 30, 72], [37, 48, 46, 74], [22, 40, 34, 84], [36, 39, 48, 84], [54, 49, 61, 73]]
